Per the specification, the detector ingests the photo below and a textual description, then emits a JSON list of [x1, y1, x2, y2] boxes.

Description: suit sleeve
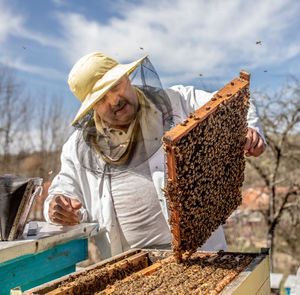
[[43, 133, 88, 223]]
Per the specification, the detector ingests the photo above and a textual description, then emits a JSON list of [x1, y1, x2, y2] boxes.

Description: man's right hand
[[49, 195, 82, 225]]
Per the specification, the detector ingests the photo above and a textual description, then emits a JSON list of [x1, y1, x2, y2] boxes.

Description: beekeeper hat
[[68, 52, 147, 126]]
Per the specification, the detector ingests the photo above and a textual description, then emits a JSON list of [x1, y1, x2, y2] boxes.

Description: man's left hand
[[244, 128, 265, 157]]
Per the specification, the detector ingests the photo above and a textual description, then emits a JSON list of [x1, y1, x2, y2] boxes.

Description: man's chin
[[110, 116, 134, 130], [117, 111, 136, 125]]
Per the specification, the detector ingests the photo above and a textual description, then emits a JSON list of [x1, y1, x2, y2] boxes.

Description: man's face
[[93, 76, 139, 130]]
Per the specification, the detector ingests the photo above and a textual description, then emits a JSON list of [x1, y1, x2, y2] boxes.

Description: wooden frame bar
[[164, 71, 250, 144], [46, 252, 149, 295]]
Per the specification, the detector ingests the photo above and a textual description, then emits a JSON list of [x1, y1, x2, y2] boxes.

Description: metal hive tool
[[163, 71, 250, 262]]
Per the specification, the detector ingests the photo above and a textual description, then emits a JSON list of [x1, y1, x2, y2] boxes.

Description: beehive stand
[[163, 71, 250, 262]]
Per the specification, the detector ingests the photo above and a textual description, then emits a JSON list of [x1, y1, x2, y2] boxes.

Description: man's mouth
[[114, 102, 127, 114]]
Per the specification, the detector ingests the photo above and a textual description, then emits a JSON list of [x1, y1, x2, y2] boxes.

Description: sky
[[1, 0, 300, 116]]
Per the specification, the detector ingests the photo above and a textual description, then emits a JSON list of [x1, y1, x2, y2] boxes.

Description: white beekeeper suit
[[44, 76, 264, 259]]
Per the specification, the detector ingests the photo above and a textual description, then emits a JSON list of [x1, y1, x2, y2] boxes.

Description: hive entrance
[[163, 71, 250, 262]]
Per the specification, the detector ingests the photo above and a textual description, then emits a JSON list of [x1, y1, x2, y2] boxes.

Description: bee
[[180, 119, 189, 126]]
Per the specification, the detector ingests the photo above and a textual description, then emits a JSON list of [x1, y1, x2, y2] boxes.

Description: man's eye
[[111, 83, 121, 91]]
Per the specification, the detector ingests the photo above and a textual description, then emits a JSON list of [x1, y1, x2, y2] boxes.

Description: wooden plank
[[133, 255, 174, 276], [106, 251, 149, 276], [256, 277, 271, 295], [45, 252, 149, 295], [100, 256, 174, 294], [221, 255, 270, 295], [164, 144, 177, 180], [164, 143, 181, 258], [1, 239, 87, 295], [21, 266, 75, 293], [0, 222, 98, 263]]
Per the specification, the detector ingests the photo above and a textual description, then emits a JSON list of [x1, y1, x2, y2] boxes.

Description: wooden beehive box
[[163, 71, 250, 261], [23, 249, 270, 295]]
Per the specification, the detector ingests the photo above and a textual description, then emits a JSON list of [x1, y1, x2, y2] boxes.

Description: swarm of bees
[[58, 259, 145, 295], [96, 252, 253, 295], [163, 71, 250, 262]]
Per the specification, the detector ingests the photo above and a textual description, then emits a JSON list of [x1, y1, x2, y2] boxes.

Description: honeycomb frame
[[163, 71, 250, 262]]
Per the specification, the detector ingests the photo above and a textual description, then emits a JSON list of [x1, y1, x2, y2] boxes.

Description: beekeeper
[[44, 52, 265, 259]]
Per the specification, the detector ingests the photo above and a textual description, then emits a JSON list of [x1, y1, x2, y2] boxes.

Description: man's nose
[[107, 92, 121, 107]]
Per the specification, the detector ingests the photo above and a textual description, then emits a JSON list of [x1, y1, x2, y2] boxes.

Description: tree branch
[[246, 158, 270, 187], [270, 185, 300, 233]]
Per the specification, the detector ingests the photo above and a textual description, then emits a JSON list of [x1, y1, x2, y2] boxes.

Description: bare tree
[[30, 94, 72, 180], [0, 65, 31, 172], [247, 79, 300, 270], [23, 94, 72, 220]]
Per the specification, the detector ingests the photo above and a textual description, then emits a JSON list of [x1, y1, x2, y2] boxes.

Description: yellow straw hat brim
[[71, 55, 148, 126]]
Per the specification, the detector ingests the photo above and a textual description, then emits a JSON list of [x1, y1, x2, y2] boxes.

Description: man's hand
[[49, 195, 82, 225], [244, 128, 265, 157]]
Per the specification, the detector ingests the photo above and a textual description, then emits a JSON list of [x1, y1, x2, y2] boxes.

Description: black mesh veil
[[72, 57, 174, 175]]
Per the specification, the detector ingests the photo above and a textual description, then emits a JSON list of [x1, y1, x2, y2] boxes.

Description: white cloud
[[52, 0, 66, 6], [56, 0, 300, 84], [0, 0, 58, 46], [0, 56, 65, 80], [1, 0, 299, 86], [16, 27, 61, 47], [0, 0, 63, 76], [0, 0, 24, 43]]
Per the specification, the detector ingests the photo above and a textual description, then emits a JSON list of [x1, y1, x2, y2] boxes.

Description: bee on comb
[[163, 71, 250, 262]]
